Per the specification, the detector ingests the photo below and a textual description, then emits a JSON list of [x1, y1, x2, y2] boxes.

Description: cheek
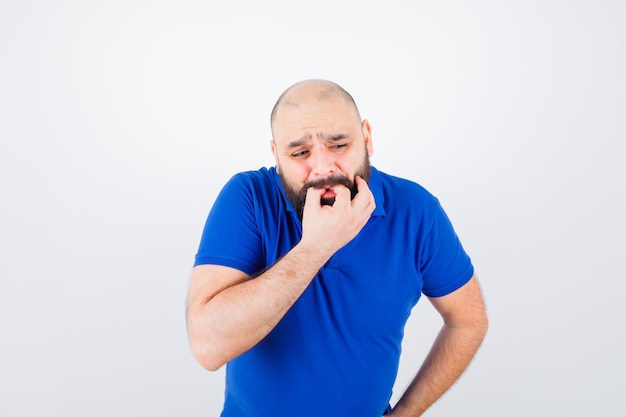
[[281, 161, 310, 184], [340, 154, 362, 176]]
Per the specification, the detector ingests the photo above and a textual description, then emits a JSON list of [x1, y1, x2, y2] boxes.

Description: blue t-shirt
[[195, 166, 473, 417]]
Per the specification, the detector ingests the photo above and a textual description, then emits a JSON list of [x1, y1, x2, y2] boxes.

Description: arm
[[389, 275, 488, 416], [186, 177, 375, 371], [187, 246, 327, 371]]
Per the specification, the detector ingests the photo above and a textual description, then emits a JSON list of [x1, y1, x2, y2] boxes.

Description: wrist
[[294, 238, 335, 265]]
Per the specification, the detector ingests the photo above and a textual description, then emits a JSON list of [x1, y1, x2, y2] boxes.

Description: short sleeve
[[419, 197, 474, 298], [194, 173, 264, 276]]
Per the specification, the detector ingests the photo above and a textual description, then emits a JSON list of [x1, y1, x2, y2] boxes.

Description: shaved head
[[270, 79, 362, 138], [268, 79, 374, 218]]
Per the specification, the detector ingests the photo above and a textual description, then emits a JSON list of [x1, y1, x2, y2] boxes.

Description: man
[[186, 79, 488, 417]]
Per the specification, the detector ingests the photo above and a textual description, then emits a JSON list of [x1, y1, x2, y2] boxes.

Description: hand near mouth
[[300, 176, 376, 257]]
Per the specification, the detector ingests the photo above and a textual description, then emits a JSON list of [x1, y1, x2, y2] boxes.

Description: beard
[[279, 154, 371, 221]]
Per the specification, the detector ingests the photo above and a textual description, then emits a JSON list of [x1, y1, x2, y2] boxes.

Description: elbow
[[481, 317, 489, 340], [190, 340, 228, 372], [187, 312, 228, 371], [198, 353, 225, 372], [200, 358, 226, 373], [476, 309, 489, 341], [188, 328, 229, 371]]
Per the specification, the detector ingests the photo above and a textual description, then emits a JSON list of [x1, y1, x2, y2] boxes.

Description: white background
[[1, 1, 624, 416]]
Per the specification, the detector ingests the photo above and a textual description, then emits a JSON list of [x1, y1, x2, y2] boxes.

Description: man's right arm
[[186, 177, 375, 371], [187, 241, 332, 371]]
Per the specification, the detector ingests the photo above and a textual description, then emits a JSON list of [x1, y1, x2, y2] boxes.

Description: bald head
[[270, 79, 362, 138]]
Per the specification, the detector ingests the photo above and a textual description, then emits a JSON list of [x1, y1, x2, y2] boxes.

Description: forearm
[[188, 179, 376, 371], [187, 241, 331, 371], [391, 321, 488, 416]]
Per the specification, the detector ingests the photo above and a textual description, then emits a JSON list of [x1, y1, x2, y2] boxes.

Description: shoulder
[[375, 168, 440, 209], [216, 167, 291, 222], [226, 167, 277, 189], [220, 167, 280, 199], [207, 168, 282, 217]]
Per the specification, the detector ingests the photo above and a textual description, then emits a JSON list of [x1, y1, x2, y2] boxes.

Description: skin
[[186, 80, 488, 416], [270, 79, 374, 210]]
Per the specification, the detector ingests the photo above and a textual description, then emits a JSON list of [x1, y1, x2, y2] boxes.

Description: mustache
[[299, 175, 359, 204], [301, 175, 354, 193]]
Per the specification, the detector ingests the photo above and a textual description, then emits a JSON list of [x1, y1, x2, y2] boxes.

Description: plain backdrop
[[1, 1, 624, 416]]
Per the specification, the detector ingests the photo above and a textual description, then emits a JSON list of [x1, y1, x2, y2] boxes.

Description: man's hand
[[300, 176, 375, 257], [188, 176, 375, 371], [188, 176, 374, 371]]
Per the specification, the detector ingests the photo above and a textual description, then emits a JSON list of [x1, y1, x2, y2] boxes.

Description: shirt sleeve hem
[[422, 265, 474, 298], [193, 256, 257, 276]]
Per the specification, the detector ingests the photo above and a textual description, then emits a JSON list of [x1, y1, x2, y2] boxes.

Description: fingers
[[331, 183, 351, 205], [300, 176, 375, 253], [354, 175, 371, 196], [303, 176, 375, 214], [303, 187, 324, 218], [304, 183, 351, 208], [352, 176, 376, 214], [305, 185, 324, 205]]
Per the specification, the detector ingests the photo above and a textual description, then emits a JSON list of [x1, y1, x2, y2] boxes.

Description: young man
[[187, 79, 488, 417]]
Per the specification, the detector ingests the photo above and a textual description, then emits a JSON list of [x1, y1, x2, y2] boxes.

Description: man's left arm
[[389, 275, 489, 416]]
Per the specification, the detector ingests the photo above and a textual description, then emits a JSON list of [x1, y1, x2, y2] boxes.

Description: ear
[[270, 140, 281, 174], [361, 119, 374, 157]]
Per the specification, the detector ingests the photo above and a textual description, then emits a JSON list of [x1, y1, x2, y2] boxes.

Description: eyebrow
[[287, 134, 312, 149], [322, 133, 349, 142], [287, 133, 349, 148]]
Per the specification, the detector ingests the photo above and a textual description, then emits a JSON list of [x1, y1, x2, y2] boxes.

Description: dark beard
[[280, 157, 371, 221]]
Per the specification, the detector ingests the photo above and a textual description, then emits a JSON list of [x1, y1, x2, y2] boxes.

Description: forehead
[[272, 94, 360, 144]]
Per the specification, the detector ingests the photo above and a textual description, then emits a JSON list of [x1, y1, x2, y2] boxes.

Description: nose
[[309, 146, 336, 179]]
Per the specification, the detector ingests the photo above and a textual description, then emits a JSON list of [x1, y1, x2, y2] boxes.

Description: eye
[[330, 143, 348, 150], [291, 149, 309, 158]]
